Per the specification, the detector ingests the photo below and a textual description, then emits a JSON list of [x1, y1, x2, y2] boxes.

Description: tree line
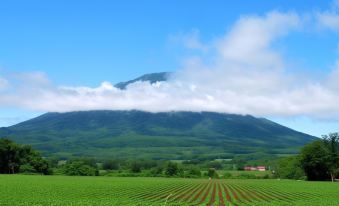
[[1, 133, 338, 181], [0, 139, 50, 174], [276, 133, 339, 181]]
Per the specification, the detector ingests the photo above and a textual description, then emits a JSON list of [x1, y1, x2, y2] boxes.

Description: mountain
[[114, 72, 170, 89], [0, 110, 316, 160]]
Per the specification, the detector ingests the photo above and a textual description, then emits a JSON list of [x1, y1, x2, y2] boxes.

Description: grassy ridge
[[0, 175, 338, 206], [0, 110, 315, 159]]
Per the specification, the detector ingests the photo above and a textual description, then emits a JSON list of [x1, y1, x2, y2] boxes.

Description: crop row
[[2, 176, 334, 206], [115, 180, 314, 206]]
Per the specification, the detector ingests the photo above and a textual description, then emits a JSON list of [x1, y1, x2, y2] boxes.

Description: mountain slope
[[115, 72, 170, 89], [0, 110, 316, 159]]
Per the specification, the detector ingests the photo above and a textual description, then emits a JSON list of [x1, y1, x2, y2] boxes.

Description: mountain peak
[[115, 72, 171, 89]]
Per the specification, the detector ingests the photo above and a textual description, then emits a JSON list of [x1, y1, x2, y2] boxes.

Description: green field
[[0, 175, 338, 206]]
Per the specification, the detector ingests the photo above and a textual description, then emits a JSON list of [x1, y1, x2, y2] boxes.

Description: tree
[[27, 152, 51, 175], [0, 138, 51, 174], [63, 159, 98, 176], [300, 140, 332, 181], [276, 156, 305, 180], [165, 162, 179, 176], [322, 133, 339, 182], [0, 139, 21, 173], [300, 133, 339, 181], [130, 161, 142, 173], [150, 166, 163, 176], [207, 161, 223, 170], [139, 159, 157, 169], [103, 160, 120, 170], [187, 166, 201, 177], [207, 168, 219, 178], [19, 164, 36, 173]]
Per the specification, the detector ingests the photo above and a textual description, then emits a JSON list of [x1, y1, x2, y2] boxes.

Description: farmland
[[0, 175, 338, 206]]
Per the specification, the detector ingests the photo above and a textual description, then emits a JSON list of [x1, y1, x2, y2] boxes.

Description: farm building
[[244, 166, 257, 171], [244, 166, 266, 171]]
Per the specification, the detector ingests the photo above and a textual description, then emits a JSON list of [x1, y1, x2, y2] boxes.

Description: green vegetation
[[0, 139, 50, 174], [0, 110, 315, 159], [275, 156, 305, 180], [62, 159, 99, 176], [1, 136, 337, 182], [300, 133, 339, 181], [165, 162, 180, 176], [1, 175, 338, 206], [275, 133, 339, 181], [220, 170, 272, 179]]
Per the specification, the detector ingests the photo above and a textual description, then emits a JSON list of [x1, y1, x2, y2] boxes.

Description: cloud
[[216, 11, 300, 69], [1, 11, 339, 119], [316, 11, 339, 31], [0, 77, 8, 90], [327, 60, 339, 89], [316, 1, 339, 31], [169, 29, 208, 52], [14, 71, 51, 87]]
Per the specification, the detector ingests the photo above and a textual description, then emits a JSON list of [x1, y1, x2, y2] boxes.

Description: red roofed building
[[243, 166, 266, 171]]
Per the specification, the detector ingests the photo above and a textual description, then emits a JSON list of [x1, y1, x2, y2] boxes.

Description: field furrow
[[1, 176, 336, 206]]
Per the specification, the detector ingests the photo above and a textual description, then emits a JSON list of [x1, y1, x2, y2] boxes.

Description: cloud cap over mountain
[[1, 9, 339, 119]]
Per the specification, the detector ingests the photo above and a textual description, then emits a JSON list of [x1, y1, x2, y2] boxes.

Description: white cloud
[[14, 71, 51, 86], [316, 11, 339, 31], [216, 11, 300, 69], [327, 59, 339, 89], [169, 29, 208, 52], [1, 11, 339, 119], [315, 0, 339, 31], [316, 0, 339, 31], [0, 77, 8, 90]]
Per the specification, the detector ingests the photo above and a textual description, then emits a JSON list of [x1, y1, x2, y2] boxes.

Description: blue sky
[[0, 0, 336, 85], [1, 0, 339, 136]]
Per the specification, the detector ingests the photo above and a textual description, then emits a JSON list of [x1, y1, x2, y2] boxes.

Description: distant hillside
[[0, 110, 316, 159], [115, 72, 170, 89]]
